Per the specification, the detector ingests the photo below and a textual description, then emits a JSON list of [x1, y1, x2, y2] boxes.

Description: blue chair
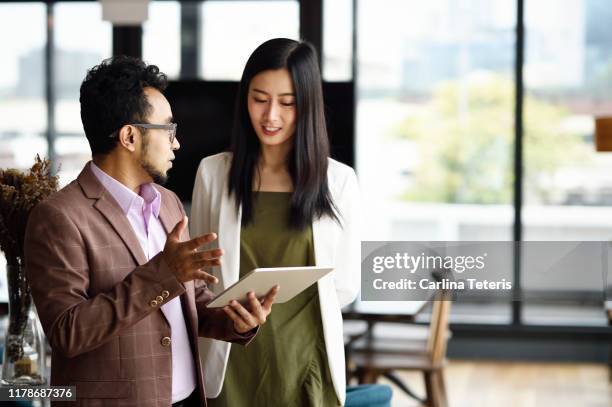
[[345, 384, 392, 407]]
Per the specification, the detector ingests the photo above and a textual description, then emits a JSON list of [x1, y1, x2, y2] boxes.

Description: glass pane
[[323, 0, 353, 81], [54, 2, 112, 186], [200, 1, 299, 80], [357, 0, 516, 241], [0, 2, 48, 303], [143, 1, 180, 79], [356, 0, 516, 324], [522, 0, 612, 326], [523, 0, 612, 240], [0, 3, 48, 169]]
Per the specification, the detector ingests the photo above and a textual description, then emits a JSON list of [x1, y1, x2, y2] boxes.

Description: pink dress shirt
[[90, 162, 197, 403]]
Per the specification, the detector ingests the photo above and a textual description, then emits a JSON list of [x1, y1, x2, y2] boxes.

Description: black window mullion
[[299, 0, 323, 69], [513, 0, 525, 326], [180, 1, 200, 79]]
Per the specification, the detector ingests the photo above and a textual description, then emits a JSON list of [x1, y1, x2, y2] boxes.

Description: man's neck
[[92, 155, 148, 194]]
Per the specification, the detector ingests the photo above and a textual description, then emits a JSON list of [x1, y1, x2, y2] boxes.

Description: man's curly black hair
[[79, 55, 168, 156]]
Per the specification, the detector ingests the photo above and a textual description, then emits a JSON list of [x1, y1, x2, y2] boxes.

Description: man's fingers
[[229, 300, 257, 328], [194, 248, 223, 261], [223, 305, 250, 333], [246, 292, 265, 324], [261, 285, 280, 310], [191, 249, 222, 270], [193, 270, 219, 284], [167, 216, 188, 242], [184, 233, 218, 251], [194, 259, 221, 271]]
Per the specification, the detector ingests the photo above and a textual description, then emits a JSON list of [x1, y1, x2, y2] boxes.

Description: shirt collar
[[90, 161, 161, 218]]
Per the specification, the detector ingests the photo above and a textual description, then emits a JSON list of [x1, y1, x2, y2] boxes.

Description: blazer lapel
[[313, 216, 332, 267], [157, 194, 178, 236], [95, 198, 148, 265], [218, 183, 241, 289], [78, 163, 147, 266], [158, 191, 199, 334]]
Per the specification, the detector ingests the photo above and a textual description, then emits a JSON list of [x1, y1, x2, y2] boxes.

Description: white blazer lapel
[[218, 184, 242, 289], [313, 215, 334, 268]]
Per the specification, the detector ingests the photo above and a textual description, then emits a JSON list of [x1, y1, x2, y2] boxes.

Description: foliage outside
[[394, 74, 590, 204]]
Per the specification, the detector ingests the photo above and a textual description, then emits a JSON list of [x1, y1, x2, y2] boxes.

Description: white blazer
[[190, 152, 360, 405]]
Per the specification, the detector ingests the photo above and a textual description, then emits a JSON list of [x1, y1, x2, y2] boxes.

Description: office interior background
[[1, 0, 612, 406]]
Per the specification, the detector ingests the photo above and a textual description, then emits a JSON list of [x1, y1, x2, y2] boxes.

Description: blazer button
[[161, 290, 170, 299], [155, 295, 164, 303], [150, 299, 158, 307], [161, 337, 172, 347]]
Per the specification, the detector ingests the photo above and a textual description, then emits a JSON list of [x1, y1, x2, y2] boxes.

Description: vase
[[1, 264, 46, 385]]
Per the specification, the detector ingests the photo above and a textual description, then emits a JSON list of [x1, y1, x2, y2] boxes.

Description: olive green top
[[207, 192, 339, 407]]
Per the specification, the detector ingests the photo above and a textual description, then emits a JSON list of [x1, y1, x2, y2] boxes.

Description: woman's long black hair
[[228, 38, 339, 230]]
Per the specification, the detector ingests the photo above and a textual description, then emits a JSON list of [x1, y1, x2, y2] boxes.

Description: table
[[343, 299, 429, 322]]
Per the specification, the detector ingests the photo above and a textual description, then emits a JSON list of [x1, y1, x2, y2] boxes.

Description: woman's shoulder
[[327, 157, 357, 185], [197, 151, 233, 175]]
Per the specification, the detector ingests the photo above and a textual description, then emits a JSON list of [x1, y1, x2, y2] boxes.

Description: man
[[24, 56, 277, 407]]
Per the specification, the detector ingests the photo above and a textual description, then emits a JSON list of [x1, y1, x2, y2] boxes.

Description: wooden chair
[[347, 292, 452, 407]]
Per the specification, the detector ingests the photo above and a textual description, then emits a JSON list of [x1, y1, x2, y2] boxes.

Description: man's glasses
[[109, 123, 177, 144]]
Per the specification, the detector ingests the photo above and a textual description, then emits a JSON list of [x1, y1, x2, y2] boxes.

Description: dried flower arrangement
[[0, 155, 58, 375], [0, 155, 59, 264]]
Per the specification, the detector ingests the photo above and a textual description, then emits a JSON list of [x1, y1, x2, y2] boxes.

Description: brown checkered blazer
[[24, 163, 253, 407]]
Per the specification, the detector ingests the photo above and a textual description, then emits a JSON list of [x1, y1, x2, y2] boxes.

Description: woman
[[191, 38, 360, 406]]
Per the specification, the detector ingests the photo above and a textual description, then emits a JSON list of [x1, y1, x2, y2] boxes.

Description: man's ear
[[117, 125, 137, 152]]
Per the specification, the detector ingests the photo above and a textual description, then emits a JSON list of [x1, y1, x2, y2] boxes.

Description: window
[[523, 0, 612, 240], [521, 0, 612, 326], [199, 1, 299, 80], [54, 2, 112, 186], [143, 1, 180, 79], [0, 2, 47, 302], [0, 3, 48, 170], [323, 0, 353, 81], [357, 0, 516, 241], [356, 0, 517, 323]]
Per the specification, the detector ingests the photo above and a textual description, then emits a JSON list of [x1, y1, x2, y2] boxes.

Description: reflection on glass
[[522, 0, 612, 327], [54, 2, 111, 186], [357, 0, 515, 242], [200, 1, 299, 80], [143, 1, 180, 79]]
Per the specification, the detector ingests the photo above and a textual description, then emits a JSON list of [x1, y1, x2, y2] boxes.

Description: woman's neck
[[258, 144, 290, 172], [256, 145, 293, 192]]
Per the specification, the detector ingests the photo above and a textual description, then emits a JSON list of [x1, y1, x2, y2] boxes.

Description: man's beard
[[140, 141, 168, 184], [141, 160, 168, 184]]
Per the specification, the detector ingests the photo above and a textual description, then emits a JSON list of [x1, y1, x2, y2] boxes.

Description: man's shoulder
[[29, 179, 89, 225], [39, 179, 85, 210]]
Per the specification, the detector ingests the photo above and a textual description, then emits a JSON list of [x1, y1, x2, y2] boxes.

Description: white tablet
[[206, 266, 334, 308]]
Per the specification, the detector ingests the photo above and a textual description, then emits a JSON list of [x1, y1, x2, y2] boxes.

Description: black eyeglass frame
[[108, 122, 177, 144]]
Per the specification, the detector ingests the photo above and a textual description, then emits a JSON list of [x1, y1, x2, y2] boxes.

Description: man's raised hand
[[163, 216, 222, 284]]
